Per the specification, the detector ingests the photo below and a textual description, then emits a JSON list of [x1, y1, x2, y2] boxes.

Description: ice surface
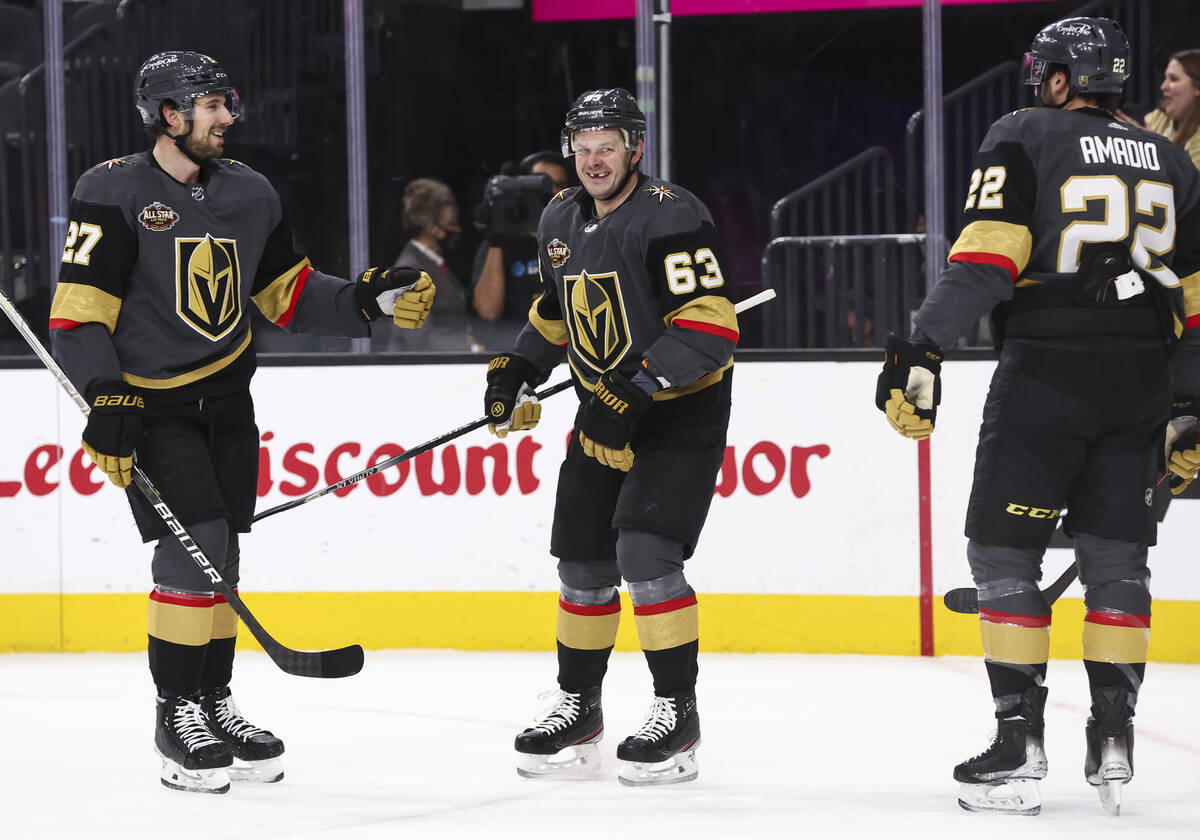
[[2, 650, 1196, 838]]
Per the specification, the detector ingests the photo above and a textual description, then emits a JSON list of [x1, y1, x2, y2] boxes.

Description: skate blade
[[957, 780, 1041, 815], [516, 742, 601, 780], [158, 756, 231, 794], [617, 745, 699, 787], [229, 756, 284, 783]]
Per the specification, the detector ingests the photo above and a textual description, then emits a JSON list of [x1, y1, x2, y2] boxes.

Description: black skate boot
[[514, 686, 603, 778], [616, 691, 700, 786], [201, 686, 285, 783], [954, 685, 1048, 815], [155, 694, 233, 794], [1084, 686, 1134, 816]]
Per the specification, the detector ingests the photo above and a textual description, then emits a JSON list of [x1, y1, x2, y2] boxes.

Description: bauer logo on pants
[[175, 234, 243, 341]]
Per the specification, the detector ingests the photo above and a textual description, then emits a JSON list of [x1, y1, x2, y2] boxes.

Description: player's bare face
[[573, 129, 633, 202], [185, 93, 235, 160], [1160, 59, 1200, 123]]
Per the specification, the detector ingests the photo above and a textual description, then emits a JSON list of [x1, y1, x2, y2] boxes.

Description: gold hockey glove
[[355, 266, 436, 329], [1166, 395, 1200, 495], [577, 370, 652, 472], [81, 381, 145, 488], [485, 354, 548, 438], [876, 334, 944, 441]]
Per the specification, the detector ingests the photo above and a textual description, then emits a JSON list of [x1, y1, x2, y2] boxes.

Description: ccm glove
[[876, 333, 945, 441], [355, 266, 436, 329], [485, 354, 548, 438], [578, 370, 653, 472], [1165, 395, 1200, 496], [81, 381, 145, 489]]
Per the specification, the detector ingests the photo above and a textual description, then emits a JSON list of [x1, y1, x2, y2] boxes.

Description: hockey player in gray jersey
[[875, 18, 1200, 815], [49, 51, 436, 794], [482, 88, 737, 786]]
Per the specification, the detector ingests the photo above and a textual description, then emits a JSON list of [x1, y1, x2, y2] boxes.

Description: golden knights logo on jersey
[[175, 234, 242, 340], [565, 270, 631, 372]]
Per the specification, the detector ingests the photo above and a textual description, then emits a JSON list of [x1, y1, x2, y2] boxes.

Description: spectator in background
[[1118, 49, 1200, 170], [375, 177, 473, 351], [469, 151, 570, 350]]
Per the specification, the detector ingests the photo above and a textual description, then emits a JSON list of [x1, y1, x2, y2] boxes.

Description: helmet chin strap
[[165, 118, 208, 167]]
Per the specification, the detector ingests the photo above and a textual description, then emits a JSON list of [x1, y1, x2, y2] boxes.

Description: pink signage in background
[[533, 0, 1057, 23]]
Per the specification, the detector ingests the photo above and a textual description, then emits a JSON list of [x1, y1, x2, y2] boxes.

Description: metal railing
[[768, 146, 898, 240], [760, 234, 928, 349]]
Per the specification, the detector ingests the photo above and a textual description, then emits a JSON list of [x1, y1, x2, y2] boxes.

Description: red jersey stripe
[[274, 264, 313, 328], [48, 318, 82, 331], [149, 590, 215, 608], [1085, 610, 1151, 629], [632, 594, 698, 616], [558, 598, 621, 617], [672, 318, 740, 344], [949, 251, 1019, 283], [978, 608, 1051, 628]]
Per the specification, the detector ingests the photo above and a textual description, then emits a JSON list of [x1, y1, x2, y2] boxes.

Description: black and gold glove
[[876, 333, 944, 441], [355, 266, 436, 329], [1166, 395, 1200, 495], [577, 370, 653, 472], [484, 354, 548, 438], [82, 381, 145, 488]]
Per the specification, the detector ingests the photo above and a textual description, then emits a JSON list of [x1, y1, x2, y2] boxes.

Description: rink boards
[[2, 359, 1197, 661]]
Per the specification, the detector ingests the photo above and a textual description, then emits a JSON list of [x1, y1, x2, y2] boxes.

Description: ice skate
[[1085, 686, 1134, 816], [616, 691, 700, 787], [155, 694, 233, 794], [954, 687, 1047, 815], [514, 686, 603, 779], [201, 686, 285, 783]]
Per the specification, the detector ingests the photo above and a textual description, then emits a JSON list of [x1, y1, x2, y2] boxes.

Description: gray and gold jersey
[[514, 175, 738, 397], [50, 151, 366, 404]]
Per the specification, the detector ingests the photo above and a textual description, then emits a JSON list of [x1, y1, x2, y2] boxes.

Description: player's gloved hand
[[81, 381, 145, 489], [876, 333, 945, 441], [485, 354, 548, 438], [1165, 395, 1200, 495], [577, 370, 653, 472], [354, 266, 436, 329]]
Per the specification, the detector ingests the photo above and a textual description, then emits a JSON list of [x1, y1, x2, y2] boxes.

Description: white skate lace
[[173, 699, 224, 751], [629, 696, 677, 743], [212, 694, 268, 741], [529, 689, 581, 734]]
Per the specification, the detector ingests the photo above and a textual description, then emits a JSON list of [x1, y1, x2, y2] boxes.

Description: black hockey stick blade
[[942, 562, 1079, 615]]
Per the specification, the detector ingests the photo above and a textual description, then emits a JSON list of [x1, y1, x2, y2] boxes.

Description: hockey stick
[[0, 289, 362, 679], [252, 288, 779, 524], [943, 563, 1078, 615]]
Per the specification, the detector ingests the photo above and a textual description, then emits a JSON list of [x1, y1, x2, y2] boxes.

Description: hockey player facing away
[[876, 18, 1200, 816], [482, 88, 737, 785], [48, 52, 436, 794]]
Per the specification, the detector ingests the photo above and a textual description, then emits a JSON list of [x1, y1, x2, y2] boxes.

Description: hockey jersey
[[50, 151, 367, 404], [514, 175, 738, 398], [916, 106, 1200, 391]]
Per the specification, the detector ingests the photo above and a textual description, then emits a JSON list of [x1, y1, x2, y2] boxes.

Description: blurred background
[[1, 0, 1196, 355]]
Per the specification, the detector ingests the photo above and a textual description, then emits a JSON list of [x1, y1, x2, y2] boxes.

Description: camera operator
[[470, 151, 570, 349]]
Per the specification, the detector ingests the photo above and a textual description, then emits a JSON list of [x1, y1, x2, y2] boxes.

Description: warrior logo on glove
[[876, 334, 945, 441]]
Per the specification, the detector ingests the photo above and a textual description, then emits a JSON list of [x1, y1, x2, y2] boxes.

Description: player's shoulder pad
[[550, 185, 580, 203], [635, 179, 710, 233], [74, 154, 148, 203], [977, 107, 1049, 152]]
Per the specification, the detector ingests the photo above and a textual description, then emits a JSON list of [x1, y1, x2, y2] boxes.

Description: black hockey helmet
[[134, 51, 241, 129], [560, 88, 646, 157], [1022, 17, 1130, 95]]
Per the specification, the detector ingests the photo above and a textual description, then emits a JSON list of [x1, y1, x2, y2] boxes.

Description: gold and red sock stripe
[[1083, 609, 1150, 663], [556, 597, 621, 651], [212, 591, 239, 641], [633, 594, 699, 651], [979, 607, 1050, 665], [147, 589, 215, 647]]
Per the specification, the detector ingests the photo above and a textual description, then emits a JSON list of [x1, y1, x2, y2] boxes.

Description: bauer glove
[[577, 370, 653, 472], [485, 354, 548, 438], [1165, 395, 1200, 496], [355, 266, 436, 329], [81, 381, 145, 489], [876, 333, 944, 441]]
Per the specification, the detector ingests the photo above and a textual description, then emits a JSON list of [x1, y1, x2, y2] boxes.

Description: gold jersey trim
[[633, 604, 699, 651], [147, 599, 214, 647], [980, 621, 1050, 665], [252, 258, 312, 325], [567, 357, 732, 402], [122, 329, 253, 390], [49, 282, 123, 334], [662, 294, 738, 336], [528, 292, 569, 346], [948, 220, 1034, 279], [1082, 622, 1150, 664]]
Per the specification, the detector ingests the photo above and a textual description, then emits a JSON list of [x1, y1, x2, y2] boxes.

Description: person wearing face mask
[[376, 177, 473, 351], [1119, 50, 1200, 171]]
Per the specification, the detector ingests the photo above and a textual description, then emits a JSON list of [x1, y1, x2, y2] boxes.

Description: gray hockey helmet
[[134, 51, 241, 128], [560, 88, 646, 157], [1022, 17, 1130, 95]]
